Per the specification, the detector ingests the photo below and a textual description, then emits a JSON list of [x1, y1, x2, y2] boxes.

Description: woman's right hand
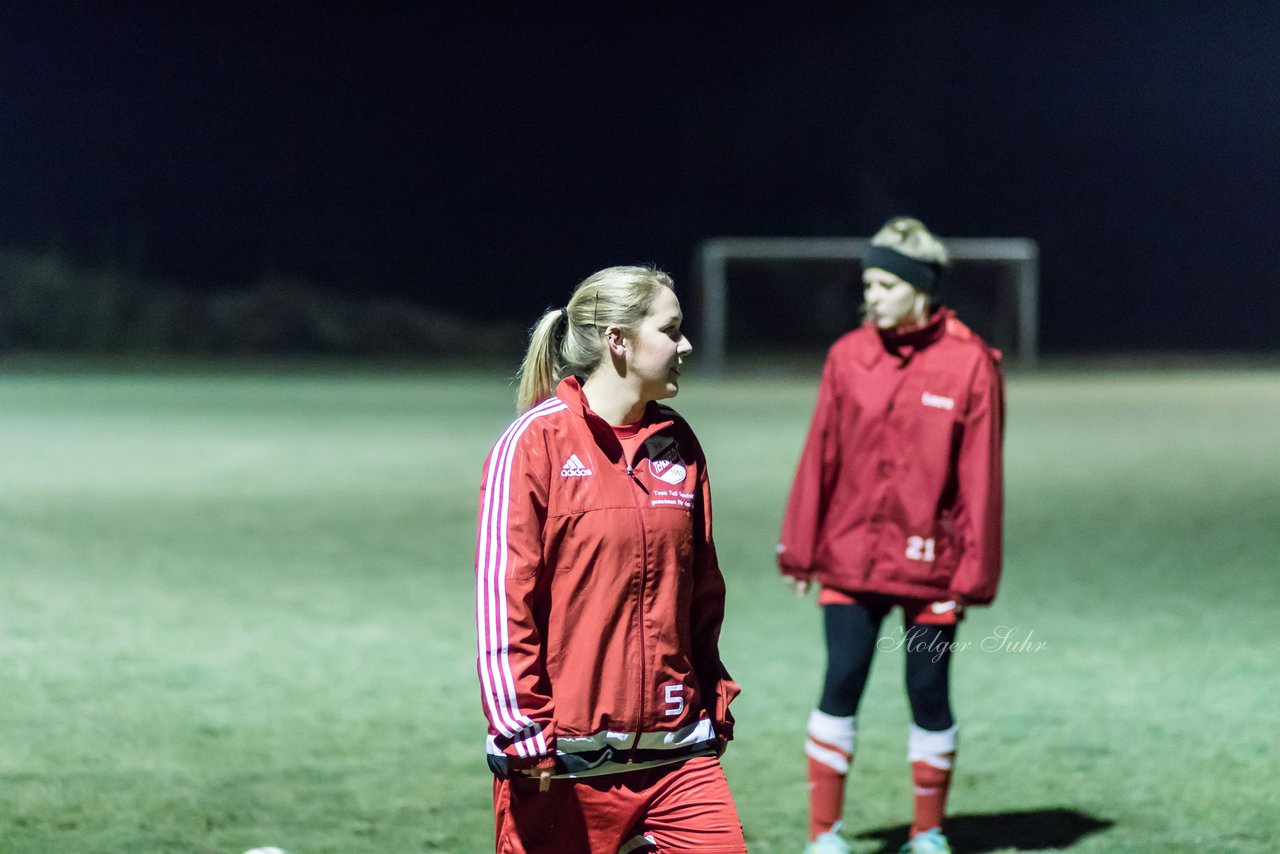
[[787, 577, 811, 597], [511, 755, 557, 792]]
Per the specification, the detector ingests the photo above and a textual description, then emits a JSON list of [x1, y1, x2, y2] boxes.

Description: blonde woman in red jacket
[[476, 266, 745, 854], [779, 218, 1005, 854]]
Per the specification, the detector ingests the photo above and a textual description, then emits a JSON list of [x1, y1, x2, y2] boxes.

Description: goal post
[[695, 237, 1039, 376]]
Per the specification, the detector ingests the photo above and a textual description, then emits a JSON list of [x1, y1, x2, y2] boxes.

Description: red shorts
[[493, 754, 746, 854], [817, 588, 963, 625]]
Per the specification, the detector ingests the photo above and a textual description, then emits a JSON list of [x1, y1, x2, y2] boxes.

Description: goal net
[[694, 237, 1038, 376]]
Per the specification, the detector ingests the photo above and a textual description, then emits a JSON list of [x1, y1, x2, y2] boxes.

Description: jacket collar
[[556, 376, 675, 463], [860, 306, 952, 366]]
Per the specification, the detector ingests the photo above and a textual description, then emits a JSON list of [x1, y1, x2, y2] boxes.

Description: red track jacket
[[476, 377, 738, 779], [778, 308, 1005, 605]]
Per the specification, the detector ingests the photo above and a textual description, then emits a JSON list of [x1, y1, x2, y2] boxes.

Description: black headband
[[862, 245, 941, 293]]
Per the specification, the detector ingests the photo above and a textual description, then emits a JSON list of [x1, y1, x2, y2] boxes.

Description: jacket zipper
[[868, 369, 912, 583], [625, 454, 649, 764]]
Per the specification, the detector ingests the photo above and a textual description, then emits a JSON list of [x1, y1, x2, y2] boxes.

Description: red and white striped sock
[[908, 723, 957, 838], [806, 709, 856, 840]]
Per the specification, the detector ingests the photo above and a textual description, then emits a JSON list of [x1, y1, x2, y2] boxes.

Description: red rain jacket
[[778, 308, 1005, 605], [475, 377, 738, 779]]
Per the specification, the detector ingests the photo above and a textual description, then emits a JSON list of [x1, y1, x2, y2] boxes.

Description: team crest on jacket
[[649, 445, 687, 485]]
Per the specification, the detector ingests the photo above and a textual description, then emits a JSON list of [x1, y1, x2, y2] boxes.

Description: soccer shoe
[[899, 827, 951, 854], [804, 821, 852, 854]]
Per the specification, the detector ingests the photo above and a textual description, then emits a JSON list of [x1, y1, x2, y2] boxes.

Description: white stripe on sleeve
[[475, 398, 565, 751]]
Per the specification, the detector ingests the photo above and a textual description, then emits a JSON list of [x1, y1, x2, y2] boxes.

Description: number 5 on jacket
[[663, 682, 686, 716]]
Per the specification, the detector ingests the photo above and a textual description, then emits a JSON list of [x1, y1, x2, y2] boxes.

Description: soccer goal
[[694, 237, 1039, 376]]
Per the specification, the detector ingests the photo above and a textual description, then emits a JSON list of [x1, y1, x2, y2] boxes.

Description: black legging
[[817, 601, 955, 731]]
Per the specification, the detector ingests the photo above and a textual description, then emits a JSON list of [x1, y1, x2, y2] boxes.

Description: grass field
[[2, 363, 1278, 853]]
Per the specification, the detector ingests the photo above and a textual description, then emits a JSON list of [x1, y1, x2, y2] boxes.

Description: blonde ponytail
[[513, 266, 674, 413], [516, 308, 565, 414]]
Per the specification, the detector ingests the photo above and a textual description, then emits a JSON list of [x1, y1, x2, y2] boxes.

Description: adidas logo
[[560, 454, 593, 478]]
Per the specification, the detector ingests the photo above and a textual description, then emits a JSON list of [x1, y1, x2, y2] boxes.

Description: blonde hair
[[870, 216, 950, 267], [515, 266, 674, 413]]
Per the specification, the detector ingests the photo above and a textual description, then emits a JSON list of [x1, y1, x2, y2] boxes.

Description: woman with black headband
[[777, 217, 1006, 854]]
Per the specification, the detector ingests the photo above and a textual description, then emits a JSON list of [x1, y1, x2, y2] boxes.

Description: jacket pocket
[[929, 510, 961, 580]]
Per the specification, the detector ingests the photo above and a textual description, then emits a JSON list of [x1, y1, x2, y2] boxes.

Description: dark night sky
[[2, 4, 1278, 351]]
